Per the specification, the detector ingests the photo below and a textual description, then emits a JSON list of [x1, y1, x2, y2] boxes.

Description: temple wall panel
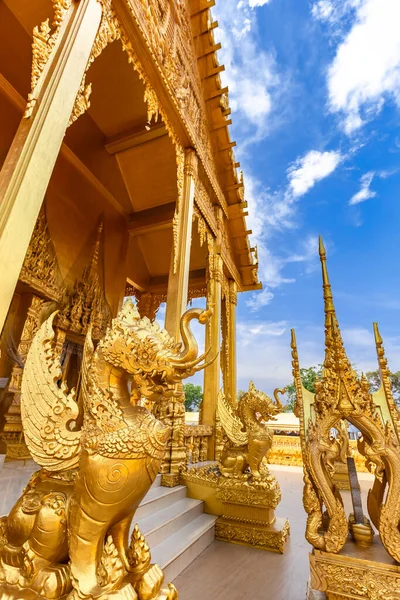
[[45, 159, 129, 315]]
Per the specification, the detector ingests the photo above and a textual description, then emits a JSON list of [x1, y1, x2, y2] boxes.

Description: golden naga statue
[[0, 300, 212, 600], [292, 238, 400, 563], [217, 382, 284, 478]]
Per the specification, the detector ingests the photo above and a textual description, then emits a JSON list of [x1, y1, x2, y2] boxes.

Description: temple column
[[2, 295, 44, 459], [164, 148, 198, 340], [227, 280, 237, 402], [162, 149, 198, 486], [202, 251, 223, 460], [0, 0, 102, 335]]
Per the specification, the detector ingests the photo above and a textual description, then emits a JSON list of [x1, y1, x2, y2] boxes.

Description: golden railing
[[268, 434, 369, 473], [184, 424, 213, 464]]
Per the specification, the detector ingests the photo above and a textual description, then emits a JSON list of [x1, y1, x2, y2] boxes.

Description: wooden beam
[[220, 161, 240, 173], [0, 73, 128, 218], [206, 86, 228, 101], [195, 20, 218, 36], [198, 43, 222, 59], [232, 229, 252, 239], [128, 202, 175, 236], [217, 141, 236, 152], [105, 123, 167, 155], [229, 211, 249, 220], [201, 64, 225, 80], [211, 119, 232, 132], [191, 1, 216, 17], [148, 268, 206, 292], [225, 182, 244, 192]]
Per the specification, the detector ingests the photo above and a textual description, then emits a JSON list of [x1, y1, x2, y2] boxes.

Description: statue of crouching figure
[[0, 301, 213, 600], [217, 382, 285, 480]]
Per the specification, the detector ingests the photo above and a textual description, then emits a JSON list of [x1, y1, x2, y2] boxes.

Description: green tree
[[183, 383, 203, 411], [365, 370, 400, 405], [284, 365, 323, 412]]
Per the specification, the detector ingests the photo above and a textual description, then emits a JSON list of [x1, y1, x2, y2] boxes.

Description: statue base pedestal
[[214, 474, 290, 553], [161, 473, 180, 487], [216, 515, 290, 553], [182, 464, 290, 552], [308, 541, 400, 599]]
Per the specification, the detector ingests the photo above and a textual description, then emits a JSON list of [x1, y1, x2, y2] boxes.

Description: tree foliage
[[365, 370, 400, 405], [183, 383, 203, 411], [284, 365, 323, 412], [284, 365, 400, 411]]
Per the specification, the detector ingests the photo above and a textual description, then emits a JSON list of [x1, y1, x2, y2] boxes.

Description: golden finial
[[290, 329, 303, 416], [373, 322, 396, 408], [319, 236, 334, 315]]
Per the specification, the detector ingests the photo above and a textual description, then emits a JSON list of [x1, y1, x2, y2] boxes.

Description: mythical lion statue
[[0, 300, 212, 600], [217, 381, 285, 479]]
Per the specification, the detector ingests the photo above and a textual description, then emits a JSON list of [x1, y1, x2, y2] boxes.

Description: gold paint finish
[[0, 301, 212, 599], [217, 382, 283, 478], [293, 237, 400, 598]]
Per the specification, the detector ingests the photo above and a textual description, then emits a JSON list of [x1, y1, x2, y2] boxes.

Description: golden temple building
[[0, 0, 260, 466], [1, 2, 400, 600]]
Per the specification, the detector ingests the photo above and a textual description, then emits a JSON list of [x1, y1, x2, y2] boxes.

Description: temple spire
[[318, 237, 353, 391], [373, 322, 396, 407], [319, 235, 335, 317]]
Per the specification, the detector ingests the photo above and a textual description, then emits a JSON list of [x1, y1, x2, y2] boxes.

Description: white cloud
[[248, 0, 272, 6], [322, 0, 400, 133], [235, 315, 400, 396], [246, 288, 274, 311], [287, 150, 343, 198], [242, 149, 341, 312], [311, 1, 334, 21], [349, 171, 376, 205], [212, 1, 281, 141]]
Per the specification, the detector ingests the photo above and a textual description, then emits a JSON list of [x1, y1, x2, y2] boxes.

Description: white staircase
[[135, 475, 217, 582]]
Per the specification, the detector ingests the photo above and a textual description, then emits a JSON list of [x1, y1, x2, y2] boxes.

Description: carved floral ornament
[[292, 237, 400, 563]]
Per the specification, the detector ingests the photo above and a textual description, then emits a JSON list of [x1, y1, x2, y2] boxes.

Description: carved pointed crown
[[291, 237, 398, 424], [20, 212, 63, 301], [57, 223, 111, 339]]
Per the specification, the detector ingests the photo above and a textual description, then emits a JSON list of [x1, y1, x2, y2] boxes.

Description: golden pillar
[[227, 280, 237, 402], [164, 148, 198, 339], [162, 148, 198, 485], [202, 251, 223, 460], [0, 0, 102, 335], [221, 279, 237, 404], [2, 295, 44, 459]]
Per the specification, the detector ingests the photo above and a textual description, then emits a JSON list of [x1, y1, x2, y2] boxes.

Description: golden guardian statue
[[0, 300, 212, 600], [217, 382, 284, 479]]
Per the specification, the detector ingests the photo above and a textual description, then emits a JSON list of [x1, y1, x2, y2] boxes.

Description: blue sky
[[209, 0, 400, 394]]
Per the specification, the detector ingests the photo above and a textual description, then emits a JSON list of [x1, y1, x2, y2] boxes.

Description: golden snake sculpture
[[292, 237, 400, 563], [217, 382, 285, 478], [0, 300, 213, 600]]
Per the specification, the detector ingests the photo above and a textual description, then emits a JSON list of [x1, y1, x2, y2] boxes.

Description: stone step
[[137, 497, 204, 548], [151, 513, 217, 582], [152, 474, 162, 488], [135, 485, 187, 520]]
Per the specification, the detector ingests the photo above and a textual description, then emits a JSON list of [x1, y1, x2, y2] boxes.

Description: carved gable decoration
[[56, 224, 111, 340], [19, 213, 63, 301], [292, 237, 400, 564], [126, 0, 214, 171]]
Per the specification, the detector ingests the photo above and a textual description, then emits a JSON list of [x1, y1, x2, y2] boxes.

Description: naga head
[[239, 381, 285, 423], [98, 300, 215, 400]]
